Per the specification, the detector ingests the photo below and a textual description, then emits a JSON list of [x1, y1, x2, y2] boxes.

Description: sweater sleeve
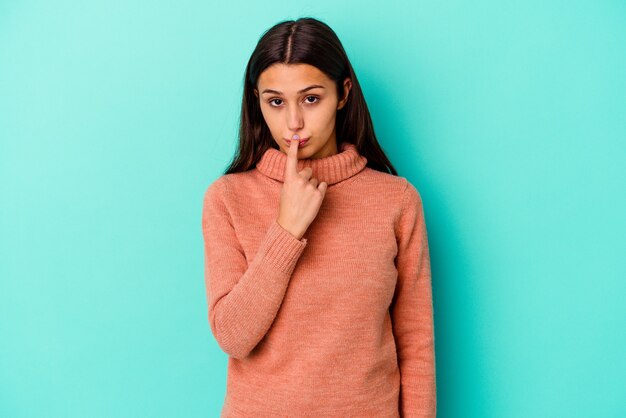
[[391, 180, 437, 417], [201, 178, 308, 359]]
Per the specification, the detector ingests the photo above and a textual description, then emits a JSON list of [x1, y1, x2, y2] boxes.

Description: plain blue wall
[[1, 1, 624, 417]]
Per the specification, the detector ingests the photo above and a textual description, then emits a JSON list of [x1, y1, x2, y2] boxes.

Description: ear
[[337, 78, 352, 110], [253, 88, 259, 98]]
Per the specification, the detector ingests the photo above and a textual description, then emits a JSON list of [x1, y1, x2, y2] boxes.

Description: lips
[[286, 137, 310, 145]]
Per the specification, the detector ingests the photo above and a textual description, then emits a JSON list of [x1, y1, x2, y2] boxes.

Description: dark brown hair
[[224, 17, 398, 176]]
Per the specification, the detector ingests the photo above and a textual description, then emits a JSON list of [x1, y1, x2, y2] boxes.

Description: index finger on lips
[[285, 135, 300, 180]]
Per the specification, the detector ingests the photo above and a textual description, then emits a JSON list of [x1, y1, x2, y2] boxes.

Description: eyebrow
[[261, 85, 326, 95]]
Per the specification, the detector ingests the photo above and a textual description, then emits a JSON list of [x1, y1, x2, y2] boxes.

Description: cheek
[[260, 106, 279, 129], [310, 103, 337, 126]]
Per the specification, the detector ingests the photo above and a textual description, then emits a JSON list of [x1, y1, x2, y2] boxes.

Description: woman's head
[[225, 17, 397, 176], [254, 62, 351, 160]]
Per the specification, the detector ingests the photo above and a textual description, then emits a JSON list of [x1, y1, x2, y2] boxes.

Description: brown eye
[[305, 96, 319, 104], [268, 98, 283, 106]]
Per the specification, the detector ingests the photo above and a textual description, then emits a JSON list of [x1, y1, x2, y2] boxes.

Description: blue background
[[1, 1, 624, 417]]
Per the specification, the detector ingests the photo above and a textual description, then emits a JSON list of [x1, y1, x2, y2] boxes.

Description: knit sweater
[[201, 142, 436, 417]]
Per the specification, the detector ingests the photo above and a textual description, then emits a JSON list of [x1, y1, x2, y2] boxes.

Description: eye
[[268, 98, 283, 107], [267, 96, 320, 107]]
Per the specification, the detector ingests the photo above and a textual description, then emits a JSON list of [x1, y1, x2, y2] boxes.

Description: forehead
[[258, 63, 331, 90]]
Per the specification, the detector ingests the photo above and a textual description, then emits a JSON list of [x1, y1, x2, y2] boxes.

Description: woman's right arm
[[201, 178, 308, 359]]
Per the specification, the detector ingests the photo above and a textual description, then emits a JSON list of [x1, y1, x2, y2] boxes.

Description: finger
[[285, 136, 300, 180], [298, 167, 313, 180], [318, 181, 328, 197], [309, 177, 319, 188]]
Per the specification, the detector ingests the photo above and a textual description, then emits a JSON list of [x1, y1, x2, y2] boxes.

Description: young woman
[[202, 17, 437, 417]]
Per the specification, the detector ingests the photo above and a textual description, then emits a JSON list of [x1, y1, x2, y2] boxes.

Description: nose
[[286, 103, 304, 132]]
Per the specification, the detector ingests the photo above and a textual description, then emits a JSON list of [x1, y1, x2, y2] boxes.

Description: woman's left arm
[[391, 180, 437, 418]]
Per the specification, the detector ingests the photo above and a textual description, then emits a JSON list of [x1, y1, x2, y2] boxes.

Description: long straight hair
[[224, 17, 398, 176]]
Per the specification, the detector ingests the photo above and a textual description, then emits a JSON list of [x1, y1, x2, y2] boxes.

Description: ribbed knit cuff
[[258, 220, 308, 274]]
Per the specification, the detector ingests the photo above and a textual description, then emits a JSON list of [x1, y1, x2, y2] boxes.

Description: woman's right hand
[[276, 138, 328, 240]]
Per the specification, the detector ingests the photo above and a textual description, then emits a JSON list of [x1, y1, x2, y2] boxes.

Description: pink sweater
[[202, 142, 437, 417]]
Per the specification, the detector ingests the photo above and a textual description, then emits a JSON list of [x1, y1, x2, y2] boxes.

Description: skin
[[253, 63, 352, 159], [253, 63, 352, 239]]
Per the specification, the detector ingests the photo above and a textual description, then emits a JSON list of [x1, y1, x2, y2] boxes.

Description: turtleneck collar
[[256, 142, 368, 185]]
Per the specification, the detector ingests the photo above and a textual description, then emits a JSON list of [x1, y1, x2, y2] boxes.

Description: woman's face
[[254, 63, 351, 159]]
